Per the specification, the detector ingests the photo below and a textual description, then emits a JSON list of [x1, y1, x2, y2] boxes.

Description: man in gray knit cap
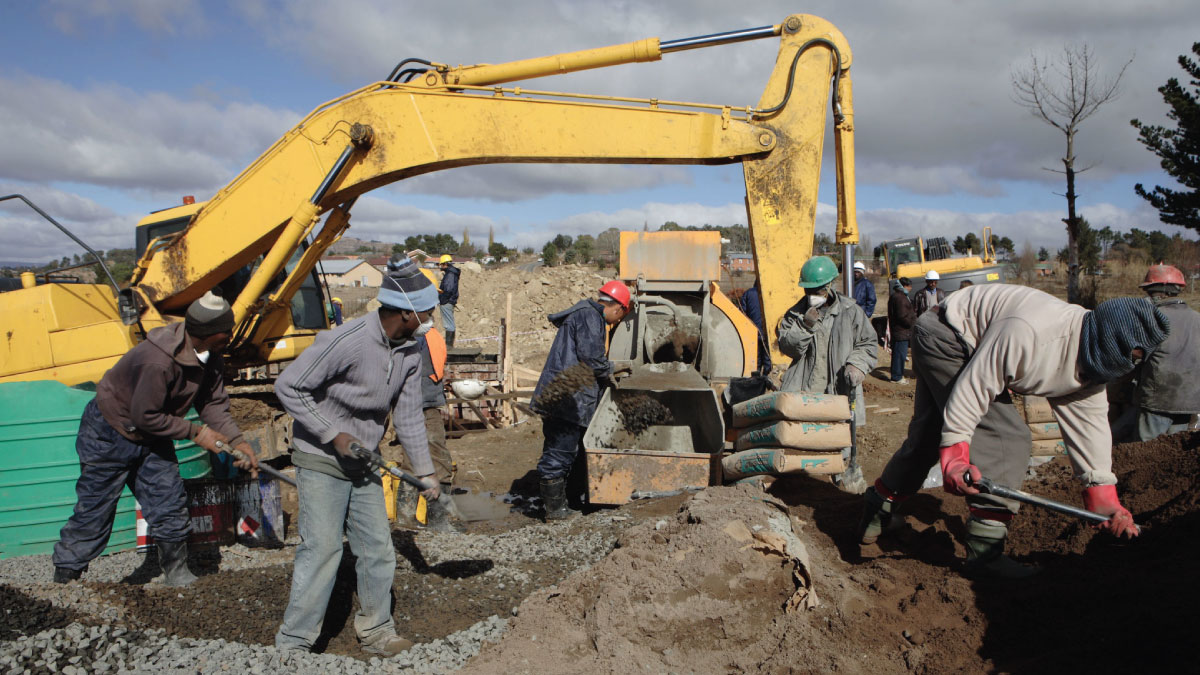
[[859, 284, 1169, 579], [53, 291, 259, 587], [274, 256, 440, 656]]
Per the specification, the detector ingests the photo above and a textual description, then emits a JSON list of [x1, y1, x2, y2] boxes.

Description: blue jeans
[[439, 303, 456, 332], [53, 399, 190, 571], [890, 339, 909, 381], [537, 417, 586, 481], [275, 467, 397, 651]]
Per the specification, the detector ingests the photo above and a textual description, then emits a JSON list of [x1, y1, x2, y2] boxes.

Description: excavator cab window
[[135, 216, 190, 258], [283, 246, 327, 330], [884, 239, 921, 276]]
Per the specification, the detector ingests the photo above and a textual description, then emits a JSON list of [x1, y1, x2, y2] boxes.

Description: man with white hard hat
[[851, 261, 876, 318], [912, 270, 944, 316]]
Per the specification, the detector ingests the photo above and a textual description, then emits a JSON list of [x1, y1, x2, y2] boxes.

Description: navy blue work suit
[[52, 400, 191, 570], [736, 286, 773, 375], [853, 276, 877, 317], [531, 300, 613, 480]]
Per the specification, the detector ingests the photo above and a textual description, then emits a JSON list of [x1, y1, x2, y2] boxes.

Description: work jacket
[[887, 286, 918, 342], [912, 285, 945, 315], [96, 322, 243, 446], [1135, 298, 1200, 414], [777, 291, 877, 426], [940, 284, 1118, 487], [421, 329, 448, 410], [439, 264, 460, 306], [736, 286, 773, 374], [275, 311, 433, 477], [531, 299, 613, 427], [853, 276, 877, 317]]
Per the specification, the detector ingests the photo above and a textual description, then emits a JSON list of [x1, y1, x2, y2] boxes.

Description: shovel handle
[[972, 475, 1111, 525], [215, 441, 297, 487], [349, 442, 431, 490]]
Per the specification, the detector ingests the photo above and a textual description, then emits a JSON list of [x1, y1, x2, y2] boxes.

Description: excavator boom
[[1, 13, 857, 384]]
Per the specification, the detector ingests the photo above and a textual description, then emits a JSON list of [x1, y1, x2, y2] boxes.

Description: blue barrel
[[0, 381, 212, 559]]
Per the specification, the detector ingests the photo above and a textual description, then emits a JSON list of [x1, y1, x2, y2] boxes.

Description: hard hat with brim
[[1140, 264, 1185, 288], [853, 261, 866, 271], [925, 270, 940, 280], [439, 254, 453, 264], [798, 256, 838, 288]]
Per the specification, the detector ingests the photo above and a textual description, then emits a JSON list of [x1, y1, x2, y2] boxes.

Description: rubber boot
[[53, 567, 82, 584], [157, 541, 199, 587], [963, 518, 1040, 580], [445, 331, 456, 348], [540, 477, 578, 521], [858, 485, 899, 544], [424, 488, 466, 533]]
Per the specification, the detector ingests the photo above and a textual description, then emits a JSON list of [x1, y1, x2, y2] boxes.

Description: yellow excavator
[[879, 226, 1007, 289], [1, 13, 859, 388], [1, 16, 864, 526]]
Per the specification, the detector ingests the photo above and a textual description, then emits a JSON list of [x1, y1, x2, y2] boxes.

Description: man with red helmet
[[1116, 264, 1199, 441], [530, 280, 632, 520]]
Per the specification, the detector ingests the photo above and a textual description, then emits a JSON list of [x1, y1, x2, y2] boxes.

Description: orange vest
[[426, 327, 446, 382]]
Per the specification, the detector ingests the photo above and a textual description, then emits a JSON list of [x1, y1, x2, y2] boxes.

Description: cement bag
[[732, 391, 850, 428], [780, 451, 845, 475], [1028, 422, 1061, 441], [735, 421, 851, 451], [722, 449, 786, 481], [1023, 395, 1055, 424], [1031, 439, 1066, 456]]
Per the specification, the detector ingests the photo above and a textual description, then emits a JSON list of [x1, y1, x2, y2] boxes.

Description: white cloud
[[0, 74, 299, 196], [0, 183, 133, 263]]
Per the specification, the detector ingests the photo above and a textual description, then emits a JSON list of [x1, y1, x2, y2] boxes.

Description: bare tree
[[1012, 44, 1132, 304]]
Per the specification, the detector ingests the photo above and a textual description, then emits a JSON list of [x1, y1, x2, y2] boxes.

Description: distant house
[[366, 255, 390, 272], [406, 249, 430, 263], [480, 255, 496, 264], [318, 258, 383, 287], [727, 252, 755, 273]]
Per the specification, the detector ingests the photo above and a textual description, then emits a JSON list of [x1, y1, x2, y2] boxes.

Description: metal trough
[[583, 364, 724, 505]]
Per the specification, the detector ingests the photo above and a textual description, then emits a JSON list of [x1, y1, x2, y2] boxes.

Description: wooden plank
[[468, 400, 503, 429]]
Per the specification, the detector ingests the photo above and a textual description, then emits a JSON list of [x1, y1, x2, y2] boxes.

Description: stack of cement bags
[[1023, 395, 1066, 456], [722, 391, 851, 481]]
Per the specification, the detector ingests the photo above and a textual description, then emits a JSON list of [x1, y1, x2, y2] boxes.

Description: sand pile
[[463, 431, 1200, 674]]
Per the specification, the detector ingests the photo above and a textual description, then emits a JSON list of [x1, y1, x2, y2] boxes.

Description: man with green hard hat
[[777, 255, 878, 492]]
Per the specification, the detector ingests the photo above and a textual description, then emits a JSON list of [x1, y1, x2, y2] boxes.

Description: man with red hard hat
[[530, 280, 632, 520], [1116, 264, 1199, 441]]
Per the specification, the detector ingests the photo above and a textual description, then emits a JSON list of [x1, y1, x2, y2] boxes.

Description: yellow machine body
[[1, 13, 857, 385]]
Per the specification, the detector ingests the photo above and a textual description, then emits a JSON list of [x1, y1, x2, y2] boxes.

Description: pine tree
[[1131, 42, 1200, 234]]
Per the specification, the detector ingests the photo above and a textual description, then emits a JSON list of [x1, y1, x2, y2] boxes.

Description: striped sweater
[[275, 311, 434, 477]]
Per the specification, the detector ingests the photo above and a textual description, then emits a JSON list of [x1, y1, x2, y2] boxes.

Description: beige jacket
[[940, 284, 1115, 487]]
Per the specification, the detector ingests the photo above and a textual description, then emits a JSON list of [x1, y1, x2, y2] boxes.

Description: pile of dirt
[[463, 432, 1200, 674], [453, 265, 612, 366], [614, 393, 674, 436], [0, 585, 80, 639]]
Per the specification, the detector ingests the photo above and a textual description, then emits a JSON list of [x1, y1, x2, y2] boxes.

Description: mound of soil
[[463, 432, 1200, 674], [0, 585, 80, 639], [614, 393, 674, 436]]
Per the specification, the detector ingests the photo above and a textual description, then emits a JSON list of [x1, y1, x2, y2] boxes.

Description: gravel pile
[[0, 618, 507, 674]]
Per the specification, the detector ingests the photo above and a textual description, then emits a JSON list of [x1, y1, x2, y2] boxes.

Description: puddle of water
[[451, 491, 516, 521]]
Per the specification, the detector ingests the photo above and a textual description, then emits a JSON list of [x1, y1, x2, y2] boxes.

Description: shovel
[[969, 475, 1139, 534], [214, 440, 297, 487]]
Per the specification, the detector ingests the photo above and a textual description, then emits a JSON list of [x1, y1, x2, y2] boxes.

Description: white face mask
[[806, 294, 827, 309], [413, 316, 434, 337], [194, 349, 210, 364]]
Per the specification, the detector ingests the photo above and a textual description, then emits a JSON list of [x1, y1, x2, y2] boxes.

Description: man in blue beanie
[[859, 284, 1169, 579], [274, 257, 440, 655]]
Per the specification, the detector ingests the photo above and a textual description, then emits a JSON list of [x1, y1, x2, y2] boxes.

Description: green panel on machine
[[0, 381, 211, 558]]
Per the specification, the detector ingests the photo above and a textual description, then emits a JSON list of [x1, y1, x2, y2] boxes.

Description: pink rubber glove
[[1083, 485, 1139, 538], [939, 441, 981, 496]]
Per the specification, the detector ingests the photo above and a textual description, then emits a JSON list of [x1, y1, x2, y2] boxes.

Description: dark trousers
[[878, 312, 1031, 516], [52, 400, 190, 571], [890, 339, 909, 381], [537, 417, 586, 481]]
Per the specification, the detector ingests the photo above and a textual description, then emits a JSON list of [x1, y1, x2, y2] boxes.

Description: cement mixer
[[584, 231, 759, 504]]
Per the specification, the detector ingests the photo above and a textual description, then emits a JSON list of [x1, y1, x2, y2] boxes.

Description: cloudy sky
[[0, 0, 1196, 263]]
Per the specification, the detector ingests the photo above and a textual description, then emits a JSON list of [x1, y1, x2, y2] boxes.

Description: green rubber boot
[[541, 477, 578, 522], [964, 518, 1041, 580], [858, 486, 898, 544]]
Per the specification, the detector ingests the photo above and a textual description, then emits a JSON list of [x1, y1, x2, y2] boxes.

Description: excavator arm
[[2, 13, 856, 384]]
